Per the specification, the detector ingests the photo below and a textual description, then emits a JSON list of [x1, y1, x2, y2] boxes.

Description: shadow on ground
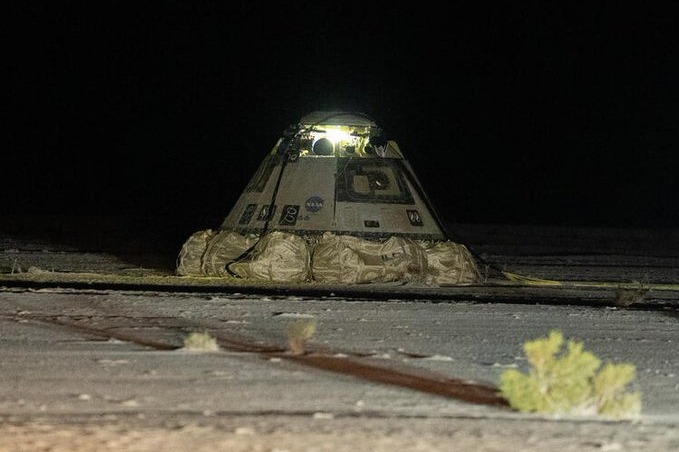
[[0, 213, 225, 272]]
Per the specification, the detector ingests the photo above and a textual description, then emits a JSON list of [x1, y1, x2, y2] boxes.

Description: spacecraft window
[[336, 158, 414, 204], [312, 137, 334, 155]]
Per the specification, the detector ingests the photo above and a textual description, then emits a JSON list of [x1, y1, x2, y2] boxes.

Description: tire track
[[2, 310, 509, 410]]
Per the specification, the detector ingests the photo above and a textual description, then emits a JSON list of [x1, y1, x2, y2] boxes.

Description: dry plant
[[614, 282, 649, 307], [287, 319, 317, 355], [182, 331, 220, 352]]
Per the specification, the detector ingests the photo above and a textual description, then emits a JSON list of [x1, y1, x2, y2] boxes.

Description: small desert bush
[[287, 319, 317, 355], [499, 330, 641, 419], [182, 331, 220, 352]]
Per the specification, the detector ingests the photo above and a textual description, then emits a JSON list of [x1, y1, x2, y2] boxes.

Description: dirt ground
[[2, 414, 678, 452], [2, 215, 678, 451]]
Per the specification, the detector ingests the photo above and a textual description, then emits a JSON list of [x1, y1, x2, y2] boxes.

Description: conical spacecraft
[[177, 111, 482, 285], [221, 110, 447, 239]]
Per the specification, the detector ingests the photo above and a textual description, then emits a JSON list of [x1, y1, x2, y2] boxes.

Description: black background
[[5, 1, 679, 234]]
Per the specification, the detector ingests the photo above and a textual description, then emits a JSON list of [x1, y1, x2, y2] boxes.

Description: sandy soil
[[2, 216, 678, 451], [2, 414, 678, 452]]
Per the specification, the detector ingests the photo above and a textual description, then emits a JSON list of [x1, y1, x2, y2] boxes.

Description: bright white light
[[324, 128, 352, 144]]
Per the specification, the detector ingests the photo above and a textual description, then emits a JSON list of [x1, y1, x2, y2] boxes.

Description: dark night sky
[[5, 1, 679, 230]]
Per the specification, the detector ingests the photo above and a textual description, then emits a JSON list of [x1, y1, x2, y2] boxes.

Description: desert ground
[[1, 214, 678, 451]]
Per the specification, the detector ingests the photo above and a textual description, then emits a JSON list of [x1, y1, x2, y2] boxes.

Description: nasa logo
[[305, 196, 324, 212]]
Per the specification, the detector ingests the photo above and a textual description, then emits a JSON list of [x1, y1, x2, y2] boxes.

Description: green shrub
[[499, 330, 641, 419]]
